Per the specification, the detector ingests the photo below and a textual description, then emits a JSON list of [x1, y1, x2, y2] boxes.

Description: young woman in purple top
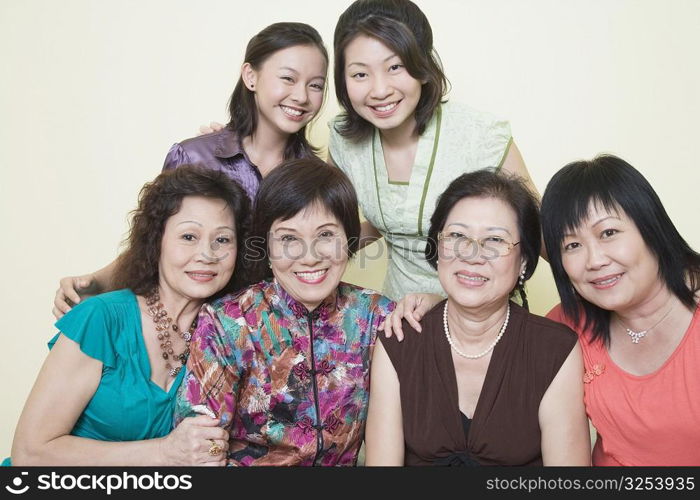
[[52, 22, 329, 318]]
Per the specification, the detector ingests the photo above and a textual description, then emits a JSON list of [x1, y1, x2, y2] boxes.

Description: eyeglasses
[[437, 231, 520, 259]]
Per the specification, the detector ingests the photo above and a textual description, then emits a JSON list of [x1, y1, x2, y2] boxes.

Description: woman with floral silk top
[[174, 158, 394, 466]]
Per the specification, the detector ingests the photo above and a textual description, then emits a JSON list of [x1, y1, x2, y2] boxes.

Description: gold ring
[[208, 439, 223, 456]]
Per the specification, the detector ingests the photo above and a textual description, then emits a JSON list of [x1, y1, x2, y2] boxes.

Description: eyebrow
[[445, 222, 513, 236], [347, 53, 399, 68], [279, 67, 326, 80], [591, 215, 621, 228], [274, 222, 339, 233], [176, 221, 235, 231]]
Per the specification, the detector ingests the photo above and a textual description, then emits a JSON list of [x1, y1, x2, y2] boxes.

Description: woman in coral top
[[541, 154, 700, 466]]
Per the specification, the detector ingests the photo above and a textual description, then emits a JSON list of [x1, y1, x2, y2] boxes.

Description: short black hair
[[541, 154, 700, 344], [245, 158, 361, 281], [425, 169, 541, 308], [333, 0, 448, 141]]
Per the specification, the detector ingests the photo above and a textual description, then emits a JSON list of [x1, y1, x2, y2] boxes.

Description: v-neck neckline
[[437, 300, 513, 447], [371, 106, 442, 236]]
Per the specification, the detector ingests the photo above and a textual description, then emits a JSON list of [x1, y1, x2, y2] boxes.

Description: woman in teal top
[[330, 0, 538, 303], [7, 166, 250, 466]]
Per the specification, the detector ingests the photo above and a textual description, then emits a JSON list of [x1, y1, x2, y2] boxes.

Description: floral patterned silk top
[[174, 280, 394, 466]]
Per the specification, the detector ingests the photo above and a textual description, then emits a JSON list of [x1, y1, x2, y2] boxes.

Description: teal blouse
[[4, 290, 183, 465], [49, 289, 185, 441]]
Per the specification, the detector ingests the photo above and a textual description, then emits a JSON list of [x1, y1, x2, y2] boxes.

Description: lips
[[589, 273, 623, 289], [455, 271, 489, 287], [186, 271, 217, 283], [294, 269, 328, 284], [280, 104, 307, 121], [368, 100, 401, 118]]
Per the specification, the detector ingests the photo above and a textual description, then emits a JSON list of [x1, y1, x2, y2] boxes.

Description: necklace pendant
[[626, 329, 647, 344]]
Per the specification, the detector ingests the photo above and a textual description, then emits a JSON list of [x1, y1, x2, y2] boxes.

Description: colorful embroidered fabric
[[174, 280, 394, 466]]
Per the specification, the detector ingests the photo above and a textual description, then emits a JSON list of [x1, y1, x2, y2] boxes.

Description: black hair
[[245, 158, 361, 282], [425, 168, 541, 308], [333, 0, 449, 141], [541, 154, 700, 344], [226, 22, 328, 159]]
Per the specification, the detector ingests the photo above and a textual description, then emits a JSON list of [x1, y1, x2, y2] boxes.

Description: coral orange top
[[548, 304, 700, 466]]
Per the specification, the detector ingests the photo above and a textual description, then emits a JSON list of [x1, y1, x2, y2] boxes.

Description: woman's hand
[[53, 274, 101, 319], [378, 293, 443, 340], [159, 415, 229, 466], [198, 122, 225, 136]]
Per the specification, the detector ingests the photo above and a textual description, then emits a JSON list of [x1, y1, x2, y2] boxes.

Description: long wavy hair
[[110, 165, 251, 298]]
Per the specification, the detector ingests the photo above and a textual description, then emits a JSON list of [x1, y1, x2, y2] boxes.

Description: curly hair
[[110, 165, 251, 298]]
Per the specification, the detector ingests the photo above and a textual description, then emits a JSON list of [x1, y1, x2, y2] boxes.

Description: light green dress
[[329, 101, 512, 300]]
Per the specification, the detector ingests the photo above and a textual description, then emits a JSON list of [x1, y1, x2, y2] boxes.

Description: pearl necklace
[[443, 302, 510, 359]]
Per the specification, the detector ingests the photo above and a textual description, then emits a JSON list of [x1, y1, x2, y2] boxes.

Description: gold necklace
[[145, 288, 196, 377]]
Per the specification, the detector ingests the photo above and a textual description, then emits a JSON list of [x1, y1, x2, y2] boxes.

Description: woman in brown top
[[365, 170, 591, 466]]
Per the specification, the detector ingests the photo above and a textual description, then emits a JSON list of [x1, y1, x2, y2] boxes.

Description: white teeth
[[595, 276, 620, 285], [296, 270, 327, 280], [281, 105, 303, 116], [457, 274, 487, 281], [373, 102, 397, 112], [190, 273, 213, 278]]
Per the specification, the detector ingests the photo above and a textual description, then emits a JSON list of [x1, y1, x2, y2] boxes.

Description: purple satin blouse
[[162, 128, 262, 202]]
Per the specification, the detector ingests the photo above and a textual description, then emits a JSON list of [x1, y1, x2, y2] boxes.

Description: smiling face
[[437, 197, 524, 311], [560, 202, 663, 314], [243, 44, 327, 137], [268, 203, 349, 311], [343, 35, 422, 137], [158, 196, 237, 302]]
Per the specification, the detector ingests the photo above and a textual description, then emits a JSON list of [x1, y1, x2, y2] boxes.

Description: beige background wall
[[1, 0, 698, 454]]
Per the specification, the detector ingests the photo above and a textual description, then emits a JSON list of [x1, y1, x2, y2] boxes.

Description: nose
[[369, 74, 393, 101], [195, 238, 219, 263], [297, 238, 326, 266], [585, 241, 610, 270], [290, 83, 309, 105], [459, 240, 487, 264]]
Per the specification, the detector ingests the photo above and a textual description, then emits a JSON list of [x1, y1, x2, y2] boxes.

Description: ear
[[241, 62, 257, 91]]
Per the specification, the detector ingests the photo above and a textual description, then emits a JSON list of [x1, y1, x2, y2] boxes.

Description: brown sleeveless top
[[380, 301, 577, 466]]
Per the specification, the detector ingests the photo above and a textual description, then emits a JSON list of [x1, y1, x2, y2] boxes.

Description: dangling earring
[[518, 269, 525, 288]]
